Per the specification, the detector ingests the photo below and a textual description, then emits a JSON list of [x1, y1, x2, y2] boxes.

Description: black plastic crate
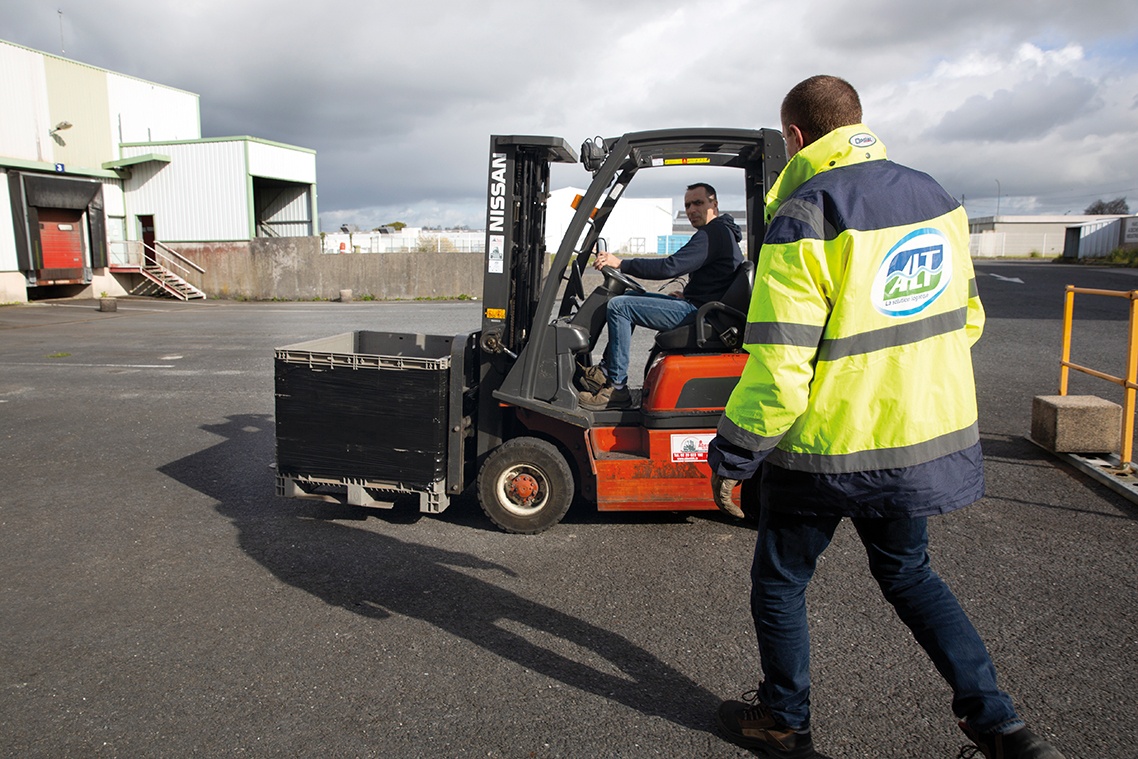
[[275, 331, 455, 487]]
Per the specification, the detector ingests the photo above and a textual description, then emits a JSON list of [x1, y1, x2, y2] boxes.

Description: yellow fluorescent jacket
[[720, 124, 985, 476]]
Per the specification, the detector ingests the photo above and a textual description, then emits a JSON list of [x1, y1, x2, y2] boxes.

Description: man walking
[[708, 75, 1064, 759]]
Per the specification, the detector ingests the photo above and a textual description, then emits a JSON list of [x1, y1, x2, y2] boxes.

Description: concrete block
[[339, 289, 353, 303], [1031, 395, 1122, 453]]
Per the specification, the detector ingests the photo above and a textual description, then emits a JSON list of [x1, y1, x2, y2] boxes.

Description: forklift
[[274, 128, 787, 533]]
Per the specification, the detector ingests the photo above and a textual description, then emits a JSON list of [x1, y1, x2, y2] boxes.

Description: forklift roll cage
[[476, 128, 787, 459]]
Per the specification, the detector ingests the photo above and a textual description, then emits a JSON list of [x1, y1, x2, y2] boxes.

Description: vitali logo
[[871, 228, 953, 317]]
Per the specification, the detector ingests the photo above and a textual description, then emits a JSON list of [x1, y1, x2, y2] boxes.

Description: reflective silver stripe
[[717, 415, 785, 453], [819, 307, 968, 361], [968, 278, 978, 298], [768, 423, 980, 474], [744, 321, 824, 347], [775, 197, 826, 239]]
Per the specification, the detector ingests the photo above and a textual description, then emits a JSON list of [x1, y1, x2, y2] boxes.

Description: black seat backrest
[[652, 261, 754, 354], [717, 260, 754, 315]]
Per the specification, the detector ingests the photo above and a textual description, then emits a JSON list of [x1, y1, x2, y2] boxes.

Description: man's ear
[[784, 123, 808, 156]]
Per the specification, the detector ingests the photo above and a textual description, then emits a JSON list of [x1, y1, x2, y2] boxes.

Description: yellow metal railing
[[1059, 285, 1138, 469]]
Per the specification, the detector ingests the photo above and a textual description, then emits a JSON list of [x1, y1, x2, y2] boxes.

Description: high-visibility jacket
[[712, 124, 986, 518]]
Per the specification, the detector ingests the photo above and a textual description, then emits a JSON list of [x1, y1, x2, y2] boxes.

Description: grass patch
[[46, 352, 71, 358]]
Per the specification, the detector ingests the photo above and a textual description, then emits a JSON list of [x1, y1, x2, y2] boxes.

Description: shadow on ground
[[158, 413, 756, 740]]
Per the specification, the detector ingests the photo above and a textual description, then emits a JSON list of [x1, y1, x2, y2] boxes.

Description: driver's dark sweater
[[617, 214, 743, 307]]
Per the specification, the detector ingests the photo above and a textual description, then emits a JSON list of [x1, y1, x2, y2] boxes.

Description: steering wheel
[[600, 265, 646, 295]]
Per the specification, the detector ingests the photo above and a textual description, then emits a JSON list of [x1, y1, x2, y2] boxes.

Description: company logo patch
[[871, 228, 953, 317], [849, 133, 877, 148]]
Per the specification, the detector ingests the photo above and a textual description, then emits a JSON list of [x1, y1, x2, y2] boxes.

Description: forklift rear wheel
[[478, 437, 574, 534]]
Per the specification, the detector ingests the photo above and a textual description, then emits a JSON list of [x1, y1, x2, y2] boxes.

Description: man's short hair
[[686, 182, 717, 200], [781, 75, 862, 142]]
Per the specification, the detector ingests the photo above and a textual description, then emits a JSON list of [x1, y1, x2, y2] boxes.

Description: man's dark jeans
[[751, 507, 1023, 734]]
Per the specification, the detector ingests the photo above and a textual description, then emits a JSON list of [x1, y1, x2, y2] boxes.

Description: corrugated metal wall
[[0, 43, 54, 163], [106, 73, 200, 147], [1075, 219, 1122, 258], [248, 140, 316, 183], [0, 170, 18, 270], [255, 183, 312, 237], [42, 56, 112, 171], [122, 141, 250, 241]]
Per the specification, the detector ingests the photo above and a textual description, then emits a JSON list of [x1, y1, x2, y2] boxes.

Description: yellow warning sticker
[[663, 157, 711, 165], [485, 308, 506, 320]]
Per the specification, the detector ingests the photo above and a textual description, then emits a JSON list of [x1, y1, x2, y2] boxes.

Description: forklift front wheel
[[478, 437, 574, 534]]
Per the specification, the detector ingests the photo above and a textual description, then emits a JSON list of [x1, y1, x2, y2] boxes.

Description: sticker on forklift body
[[654, 157, 712, 166], [488, 235, 504, 274], [671, 433, 715, 462], [485, 308, 506, 320]]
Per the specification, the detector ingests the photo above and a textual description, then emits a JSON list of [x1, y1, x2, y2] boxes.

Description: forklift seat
[[652, 260, 754, 354]]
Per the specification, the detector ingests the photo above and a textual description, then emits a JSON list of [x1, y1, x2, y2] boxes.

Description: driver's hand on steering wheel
[[594, 251, 621, 271]]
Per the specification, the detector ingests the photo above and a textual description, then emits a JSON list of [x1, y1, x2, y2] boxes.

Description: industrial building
[[969, 214, 1138, 259], [0, 39, 318, 303]]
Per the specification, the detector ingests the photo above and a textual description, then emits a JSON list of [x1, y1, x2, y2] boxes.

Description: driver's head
[[684, 183, 719, 228]]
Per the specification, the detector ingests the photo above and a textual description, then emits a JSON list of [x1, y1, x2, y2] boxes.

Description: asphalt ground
[[1, 261, 1135, 758]]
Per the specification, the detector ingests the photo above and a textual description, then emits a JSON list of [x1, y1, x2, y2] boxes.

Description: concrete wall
[[165, 237, 483, 301]]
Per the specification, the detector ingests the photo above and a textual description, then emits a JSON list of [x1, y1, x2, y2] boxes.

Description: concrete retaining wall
[[164, 237, 484, 301]]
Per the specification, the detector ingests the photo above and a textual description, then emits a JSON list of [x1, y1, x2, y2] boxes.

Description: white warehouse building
[[546, 187, 676, 256], [0, 39, 318, 303]]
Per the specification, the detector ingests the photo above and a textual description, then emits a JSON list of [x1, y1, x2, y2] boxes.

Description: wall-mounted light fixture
[[49, 120, 73, 146]]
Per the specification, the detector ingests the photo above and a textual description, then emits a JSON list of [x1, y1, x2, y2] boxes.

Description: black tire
[[477, 437, 574, 534]]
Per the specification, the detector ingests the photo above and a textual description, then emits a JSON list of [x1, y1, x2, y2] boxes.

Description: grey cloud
[[926, 72, 1098, 142], [827, 0, 1138, 51]]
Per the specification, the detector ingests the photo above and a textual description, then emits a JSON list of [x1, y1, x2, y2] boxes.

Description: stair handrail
[[258, 221, 281, 238], [139, 241, 203, 286], [154, 241, 205, 274]]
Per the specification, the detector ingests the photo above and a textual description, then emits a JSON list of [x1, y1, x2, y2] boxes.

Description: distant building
[[0, 39, 318, 303], [322, 227, 483, 254], [969, 214, 1137, 259], [545, 187, 675, 256]]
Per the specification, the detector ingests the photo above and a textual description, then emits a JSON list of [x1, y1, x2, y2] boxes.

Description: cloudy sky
[[6, 0, 1138, 229]]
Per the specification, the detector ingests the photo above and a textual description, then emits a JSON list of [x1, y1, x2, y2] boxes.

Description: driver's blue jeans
[[752, 507, 1022, 735], [601, 293, 696, 385]]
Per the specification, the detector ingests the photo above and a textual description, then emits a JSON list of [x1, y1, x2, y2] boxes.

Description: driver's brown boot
[[579, 384, 631, 410]]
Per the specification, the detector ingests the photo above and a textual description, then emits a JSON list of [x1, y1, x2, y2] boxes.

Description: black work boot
[[957, 721, 1065, 759], [716, 693, 816, 758]]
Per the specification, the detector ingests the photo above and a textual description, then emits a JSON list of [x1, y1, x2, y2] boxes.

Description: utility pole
[[58, 9, 65, 54]]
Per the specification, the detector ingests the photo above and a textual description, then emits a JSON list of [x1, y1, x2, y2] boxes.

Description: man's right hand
[[594, 251, 621, 271], [710, 474, 744, 518]]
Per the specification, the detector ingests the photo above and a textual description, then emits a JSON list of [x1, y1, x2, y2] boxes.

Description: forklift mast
[[477, 136, 579, 457], [480, 136, 579, 358]]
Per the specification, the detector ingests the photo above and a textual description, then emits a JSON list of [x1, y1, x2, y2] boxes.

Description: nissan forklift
[[274, 128, 787, 533]]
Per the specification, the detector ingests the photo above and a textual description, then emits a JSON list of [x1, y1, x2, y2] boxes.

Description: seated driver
[[579, 182, 744, 410]]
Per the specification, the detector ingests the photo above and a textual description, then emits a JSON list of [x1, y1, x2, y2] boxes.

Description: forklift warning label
[[671, 433, 715, 462], [488, 235, 504, 274], [656, 157, 711, 166]]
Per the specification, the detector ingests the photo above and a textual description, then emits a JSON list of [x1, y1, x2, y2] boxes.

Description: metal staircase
[[127, 241, 207, 301], [135, 265, 206, 300]]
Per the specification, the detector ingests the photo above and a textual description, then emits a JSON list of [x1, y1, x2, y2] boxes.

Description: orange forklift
[[274, 128, 786, 532]]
